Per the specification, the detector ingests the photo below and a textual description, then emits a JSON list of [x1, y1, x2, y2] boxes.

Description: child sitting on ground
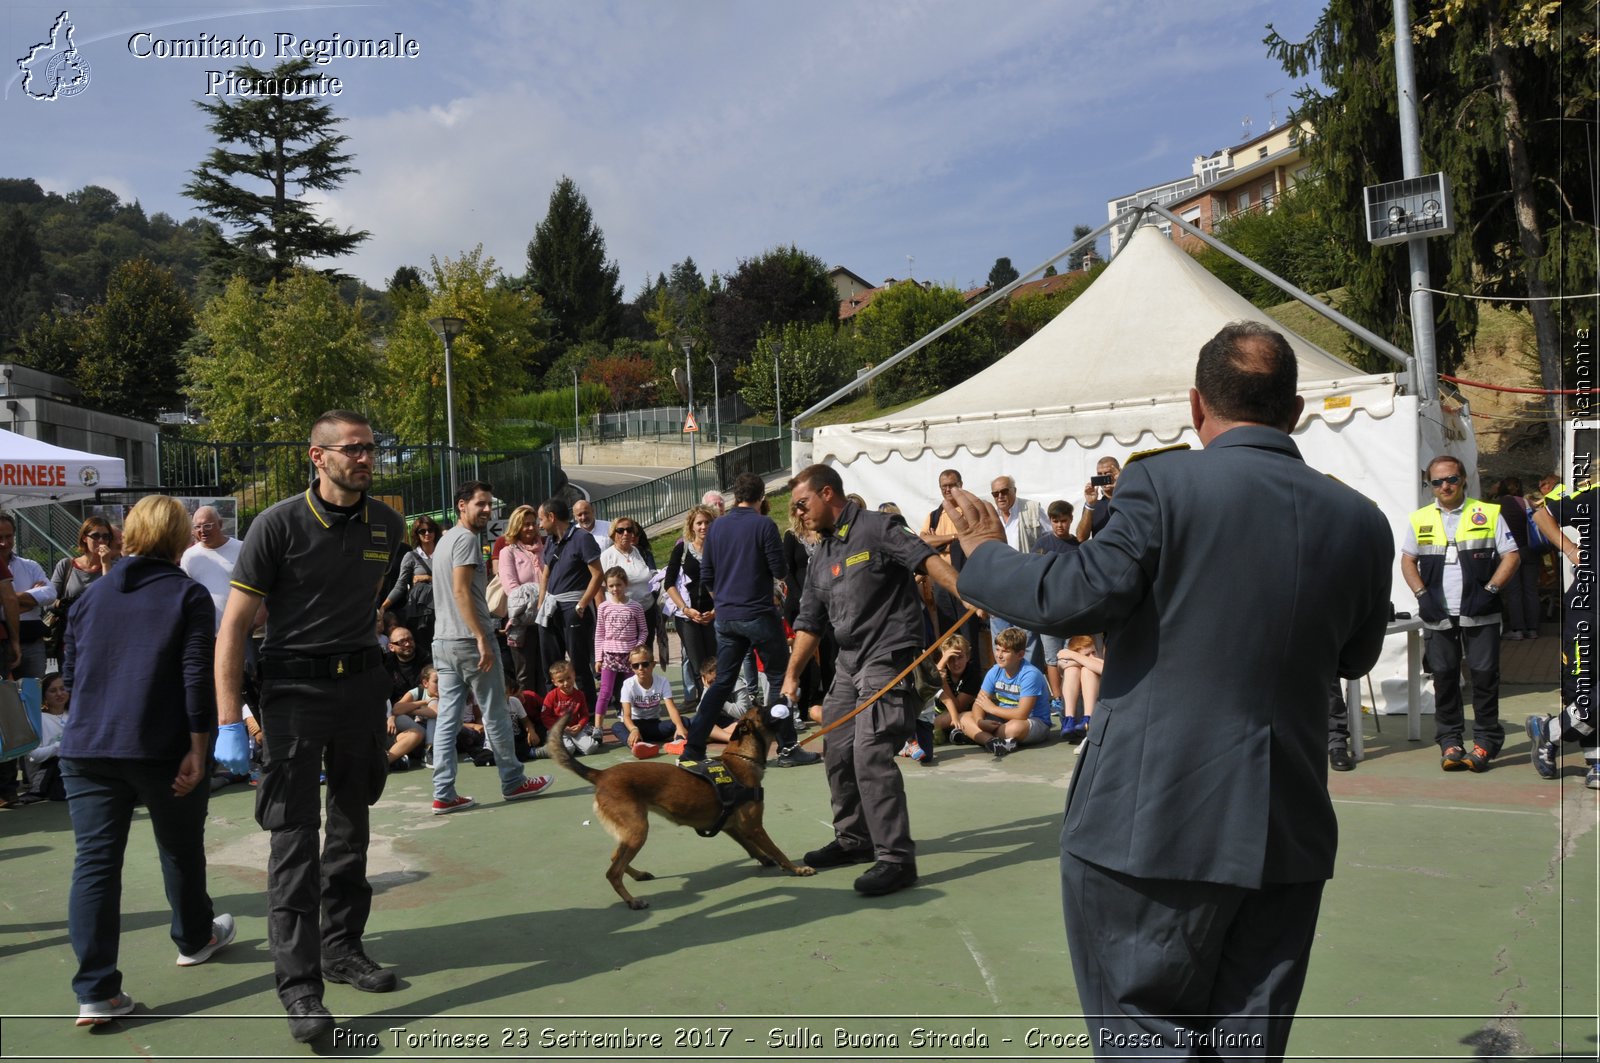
[[954, 626, 1051, 758], [1056, 635, 1102, 749], [686, 658, 757, 746], [614, 647, 687, 758], [531, 661, 596, 757]]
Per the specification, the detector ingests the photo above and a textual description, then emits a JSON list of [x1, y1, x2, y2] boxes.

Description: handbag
[[0, 679, 40, 762], [486, 575, 508, 618]]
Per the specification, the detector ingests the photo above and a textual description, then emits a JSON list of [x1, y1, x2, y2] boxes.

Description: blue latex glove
[[214, 722, 251, 776]]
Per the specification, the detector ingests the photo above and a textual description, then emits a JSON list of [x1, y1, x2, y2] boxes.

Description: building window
[[1238, 190, 1251, 213], [1258, 146, 1269, 159]]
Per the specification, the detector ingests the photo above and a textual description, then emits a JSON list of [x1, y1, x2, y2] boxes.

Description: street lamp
[[773, 339, 783, 435], [709, 354, 722, 455], [680, 334, 698, 497], [427, 316, 465, 502], [572, 367, 582, 464]]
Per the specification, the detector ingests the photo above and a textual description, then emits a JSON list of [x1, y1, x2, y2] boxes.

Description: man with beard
[[213, 411, 407, 1043], [427, 480, 553, 815]]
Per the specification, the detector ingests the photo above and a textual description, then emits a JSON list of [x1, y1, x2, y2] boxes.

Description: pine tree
[[183, 58, 370, 286], [987, 257, 1020, 289], [525, 176, 623, 355]]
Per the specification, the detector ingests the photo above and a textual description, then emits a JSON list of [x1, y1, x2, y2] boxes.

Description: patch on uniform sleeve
[[845, 551, 870, 567], [370, 525, 389, 544], [363, 549, 391, 562], [1125, 443, 1190, 465]]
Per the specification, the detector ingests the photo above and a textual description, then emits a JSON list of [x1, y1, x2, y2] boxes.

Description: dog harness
[[676, 758, 762, 838]]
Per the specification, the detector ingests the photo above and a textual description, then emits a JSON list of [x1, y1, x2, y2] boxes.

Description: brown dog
[[545, 709, 815, 909]]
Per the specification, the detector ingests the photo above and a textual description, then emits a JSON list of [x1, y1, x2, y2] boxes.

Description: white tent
[[810, 226, 1475, 713], [0, 427, 125, 507]]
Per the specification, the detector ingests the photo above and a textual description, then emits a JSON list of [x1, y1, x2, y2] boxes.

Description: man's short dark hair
[[731, 472, 765, 505], [789, 464, 844, 497], [0, 511, 15, 533], [541, 497, 571, 523], [938, 468, 962, 485], [456, 480, 493, 507], [1195, 322, 1299, 431], [1426, 455, 1467, 480], [1047, 499, 1074, 520], [310, 409, 370, 443]]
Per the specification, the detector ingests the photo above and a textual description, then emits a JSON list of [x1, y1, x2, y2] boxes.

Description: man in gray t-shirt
[[429, 480, 552, 815]]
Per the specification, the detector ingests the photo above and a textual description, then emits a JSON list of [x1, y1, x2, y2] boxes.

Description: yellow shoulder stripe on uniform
[[1125, 443, 1190, 465], [303, 488, 330, 529], [229, 579, 266, 597]]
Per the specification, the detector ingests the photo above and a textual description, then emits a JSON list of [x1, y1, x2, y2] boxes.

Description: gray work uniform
[[230, 483, 406, 1008], [795, 500, 935, 864]]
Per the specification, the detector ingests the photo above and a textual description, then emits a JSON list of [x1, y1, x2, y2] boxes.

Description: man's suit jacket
[[958, 426, 1393, 888]]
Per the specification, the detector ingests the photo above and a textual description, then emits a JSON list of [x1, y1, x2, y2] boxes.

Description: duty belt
[[260, 647, 384, 680]]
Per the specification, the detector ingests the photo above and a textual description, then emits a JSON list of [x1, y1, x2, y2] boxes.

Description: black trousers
[[1062, 850, 1324, 1061], [255, 665, 389, 1006], [1327, 680, 1349, 752], [1424, 620, 1504, 754]]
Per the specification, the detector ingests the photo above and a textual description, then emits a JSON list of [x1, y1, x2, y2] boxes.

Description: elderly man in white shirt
[[0, 511, 58, 679]]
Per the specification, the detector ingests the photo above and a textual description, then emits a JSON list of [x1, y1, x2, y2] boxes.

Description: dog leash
[[797, 606, 978, 746]]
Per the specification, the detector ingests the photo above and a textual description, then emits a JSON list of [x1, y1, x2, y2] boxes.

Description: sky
[[2, 0, 1328, 296]]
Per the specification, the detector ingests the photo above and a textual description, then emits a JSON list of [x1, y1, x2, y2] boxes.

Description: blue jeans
[[63, 757, 216, 1003], [683, 611, 797, 758], [432, 637, 527, 801]]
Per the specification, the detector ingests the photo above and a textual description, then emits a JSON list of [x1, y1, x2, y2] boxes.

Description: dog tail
[[545, 712, 603, 785]]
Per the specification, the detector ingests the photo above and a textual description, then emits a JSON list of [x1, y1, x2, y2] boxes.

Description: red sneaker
[[633, 742, 660, 759], [431, 795, 476, 815], [504, 775, 553, 801]]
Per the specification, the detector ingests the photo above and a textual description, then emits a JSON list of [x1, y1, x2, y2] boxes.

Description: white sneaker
[[177, 913, 237, 967], [76, 991, 136, 1026]]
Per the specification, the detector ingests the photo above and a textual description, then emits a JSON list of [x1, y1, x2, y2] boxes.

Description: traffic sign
[[683, 411, 700, 433]]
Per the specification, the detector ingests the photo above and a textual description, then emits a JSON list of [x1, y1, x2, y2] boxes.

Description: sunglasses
[[321, 442, 378, 457], [630, 660, 654, 670], [415, 527, 437, 536], [192, 521, 218, 531], [1429, 474, 1462, 488], [992, 489, 1014, 498], [613, 526, 638, 535], [86, 532, 112, 542]]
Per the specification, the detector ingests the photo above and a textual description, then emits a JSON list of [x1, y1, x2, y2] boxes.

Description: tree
[[1191, 183, 1351, 307], [987, 256, 1019, 289], [16, 308, 89, 377], [75, 258, 193, 419], [738, 320, 855, 421], [1265, 0, 1597, 400], [1067, 224, 1096, 271], [0, 208, 50, 356], [189, 269, 377, 443], [1000, 262, 1106, 347], [708, 245, 836, 366], [524, 176, 623, 355], [582, 351, 660, 411], [379, 246, 544, 448], [855, 282, 995, 406], [183, 58, 369, 286]]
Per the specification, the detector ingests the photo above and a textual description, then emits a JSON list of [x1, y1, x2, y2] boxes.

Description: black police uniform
[[795, 500, 935, 865], [230, 483, 406, 1008]]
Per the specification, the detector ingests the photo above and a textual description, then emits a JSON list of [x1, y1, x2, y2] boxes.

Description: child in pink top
[[593, 566, 647, 732]]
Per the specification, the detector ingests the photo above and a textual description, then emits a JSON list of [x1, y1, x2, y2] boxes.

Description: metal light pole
[[427, 316, 466, 503], [572, 367, 582, 464], [774, 339, 783, 434], [711, 358, 721, 454], [1392, 0, 1438, 401], [681, 334, 699, 497]]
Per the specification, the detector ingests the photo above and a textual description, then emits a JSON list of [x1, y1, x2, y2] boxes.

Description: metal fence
[[558, 403, 777, 448], [590, 438, 787, 531], [147, 437, 563, 532]]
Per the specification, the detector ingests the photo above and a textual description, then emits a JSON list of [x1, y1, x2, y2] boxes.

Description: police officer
[[214, 410, 407, 1044], [782, 463, 962, 897], [1529, 473, 1600, 787], [1401, 455, 1520, 772]]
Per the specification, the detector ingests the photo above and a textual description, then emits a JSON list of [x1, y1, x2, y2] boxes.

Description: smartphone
[[1090, 474, 1114, 487]]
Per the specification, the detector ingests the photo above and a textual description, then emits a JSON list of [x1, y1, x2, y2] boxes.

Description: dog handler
[[213, 410, 407, 1044], [782, 464, 963, 896]]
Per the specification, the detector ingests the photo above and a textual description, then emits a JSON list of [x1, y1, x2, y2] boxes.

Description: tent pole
[[792, 214, 1129, 432], [1143, 203, 1413, 375]]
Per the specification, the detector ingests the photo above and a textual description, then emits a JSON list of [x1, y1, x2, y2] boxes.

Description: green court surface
[[1, 683, 1595, 1061]]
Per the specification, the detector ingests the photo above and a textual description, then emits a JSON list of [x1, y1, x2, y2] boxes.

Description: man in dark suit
[[945, 321, 1393, 1059]]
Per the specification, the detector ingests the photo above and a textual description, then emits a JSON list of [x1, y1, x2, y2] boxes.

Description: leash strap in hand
[[798, 606, 978, 747]]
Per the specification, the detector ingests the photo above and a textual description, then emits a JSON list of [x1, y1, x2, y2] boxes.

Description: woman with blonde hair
[[663, 504, 717, 701], [496, 504, 546, 694], [60, 495, 233, 1026]]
